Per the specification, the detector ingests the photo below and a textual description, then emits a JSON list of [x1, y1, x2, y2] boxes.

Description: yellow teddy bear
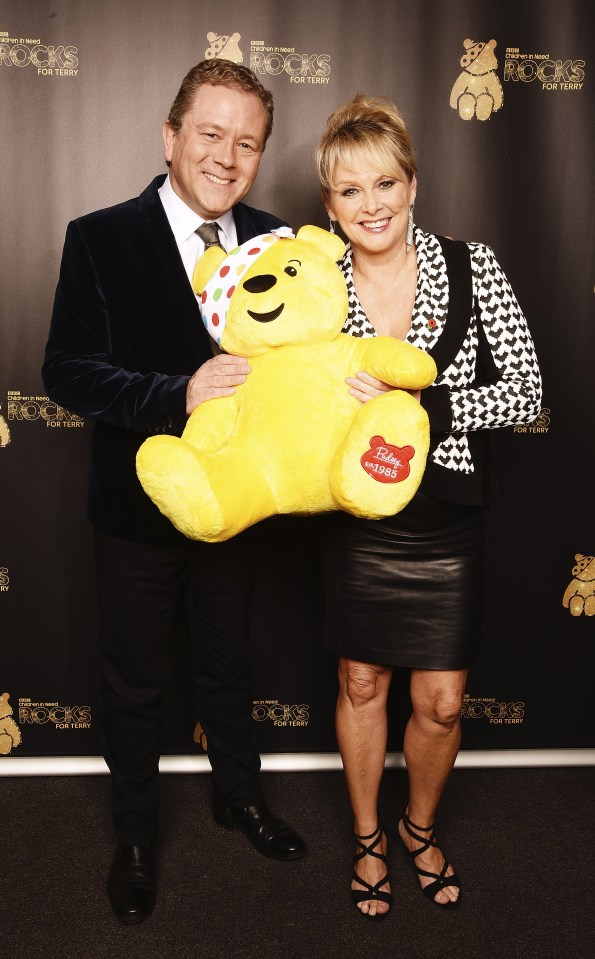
[[136, 226, 436, 542]]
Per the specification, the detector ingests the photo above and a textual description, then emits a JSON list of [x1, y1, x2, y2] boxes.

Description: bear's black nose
[[243, 274, 277, 294]]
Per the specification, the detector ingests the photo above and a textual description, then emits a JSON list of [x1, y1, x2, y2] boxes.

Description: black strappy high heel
[[400, 812, 461, 910], [351, 823, 393, 920]]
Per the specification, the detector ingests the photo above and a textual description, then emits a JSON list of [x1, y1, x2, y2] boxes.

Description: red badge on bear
[[360, 435, 415, 484]]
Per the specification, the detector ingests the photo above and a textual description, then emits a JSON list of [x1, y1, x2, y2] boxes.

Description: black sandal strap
[[415, 859, 449, 881], [354, 823, 383, 842], [422, 873, 461, 902], [352, 868, 391, 895], [351, 824, 393, 907], [403, 812, 435, 833], [353, 823, 385, 865], [401, 811, 459, 892], [352, 887, 393, 906], [401, 814, 438, 860]]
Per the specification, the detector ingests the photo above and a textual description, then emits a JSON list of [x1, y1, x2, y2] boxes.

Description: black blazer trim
[[420, 235, 500, 506], [428, 235, 474, 375]]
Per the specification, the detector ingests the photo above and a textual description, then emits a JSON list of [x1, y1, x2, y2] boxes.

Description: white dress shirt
[[158, 175, 237, 284]]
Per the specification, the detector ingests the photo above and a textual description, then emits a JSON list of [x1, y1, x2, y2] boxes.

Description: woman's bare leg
[[399, 667, 468, 904], [336, 657, 393, 916]]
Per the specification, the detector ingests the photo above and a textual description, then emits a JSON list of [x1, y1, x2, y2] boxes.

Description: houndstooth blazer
[[338, 227, 543, 505]]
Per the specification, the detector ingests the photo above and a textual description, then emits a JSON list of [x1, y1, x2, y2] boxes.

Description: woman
[[315, 95, 541, 919]]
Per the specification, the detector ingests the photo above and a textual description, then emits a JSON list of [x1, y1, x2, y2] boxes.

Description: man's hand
[[186, 354, 251, 414], [346, 372, 421, 404]]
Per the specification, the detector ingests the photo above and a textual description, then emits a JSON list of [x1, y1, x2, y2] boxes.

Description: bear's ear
[[295, 224, 346, 262], [192, 246, 228, 295]]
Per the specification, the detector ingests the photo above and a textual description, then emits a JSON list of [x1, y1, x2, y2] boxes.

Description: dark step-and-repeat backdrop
[[1, 0, 593, 766]]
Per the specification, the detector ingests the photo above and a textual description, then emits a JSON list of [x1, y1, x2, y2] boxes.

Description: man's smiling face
[[162, 83, 266, 220]]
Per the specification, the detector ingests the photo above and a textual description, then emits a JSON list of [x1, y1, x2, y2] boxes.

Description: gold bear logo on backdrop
[[205, 32, 243, 64], [450, 39, 504, 121], [0, 692, 22, 756], [193, 721, 208, 752], [0, 408, 11, 447], [562, 554, 595, 617]]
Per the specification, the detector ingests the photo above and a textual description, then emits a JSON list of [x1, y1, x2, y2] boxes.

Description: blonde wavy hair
[[315, 94, 416, 201]]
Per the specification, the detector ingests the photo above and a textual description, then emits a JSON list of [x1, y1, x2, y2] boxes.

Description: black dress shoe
[[214, 801, 306, 861], [107, 844, 156, 924]]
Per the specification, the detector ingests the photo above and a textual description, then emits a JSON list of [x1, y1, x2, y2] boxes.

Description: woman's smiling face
[[327, 150, 416, 257]]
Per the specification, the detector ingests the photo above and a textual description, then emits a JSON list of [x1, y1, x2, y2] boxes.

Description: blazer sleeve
[[42, 219, 189, 434], [446, 243, 542, 432]]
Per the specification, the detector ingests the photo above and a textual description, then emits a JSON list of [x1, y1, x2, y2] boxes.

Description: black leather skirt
[[321, 493, 487, 669]]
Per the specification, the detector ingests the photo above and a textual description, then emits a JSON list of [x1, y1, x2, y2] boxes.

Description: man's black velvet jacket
[[42, 174, 287, 544]]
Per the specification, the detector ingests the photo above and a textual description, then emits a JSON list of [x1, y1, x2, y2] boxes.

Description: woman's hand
[[346, 371, 421, 404], [186, 354, 251, 414]]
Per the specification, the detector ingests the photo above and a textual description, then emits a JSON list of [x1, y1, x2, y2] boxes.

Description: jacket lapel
[[138, 176, 212, 351], [233, 203, 261, 244]]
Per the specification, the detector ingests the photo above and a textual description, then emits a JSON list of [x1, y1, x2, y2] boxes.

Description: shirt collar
[[158, 174, 236, 249]]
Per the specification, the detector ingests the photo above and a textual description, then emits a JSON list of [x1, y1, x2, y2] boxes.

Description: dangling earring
[[329, 217, 336, 234], [406, 204, 414, 253]]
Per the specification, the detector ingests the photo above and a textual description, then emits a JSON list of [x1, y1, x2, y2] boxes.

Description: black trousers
[[94, 529, 263, 846]]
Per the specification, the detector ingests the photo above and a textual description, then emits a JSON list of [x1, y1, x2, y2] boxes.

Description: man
[[42, 59, 305, 925]]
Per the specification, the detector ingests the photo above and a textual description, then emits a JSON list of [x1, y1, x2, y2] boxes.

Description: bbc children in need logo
[[0, 28, 79, 76], [6, 392, 84, 430], [204, 31, 331, 84], [462, 695, 525, 725], [504, 47, 585, 90], [449, 37, 585, 120], [18, 698, 92, 730]]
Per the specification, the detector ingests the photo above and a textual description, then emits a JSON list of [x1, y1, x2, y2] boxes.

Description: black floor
[[2, 767, 594, 958]]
